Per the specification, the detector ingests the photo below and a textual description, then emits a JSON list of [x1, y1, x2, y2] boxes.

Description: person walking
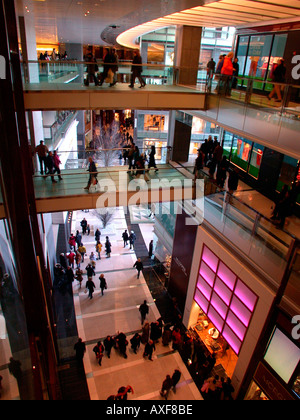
[[129, 231, 136, 250], [68, 233, 76, 251], [220, 52, 234, 96], [104, 335, 115, 359], [93, 341, 104, 366], [89, 251, 96, 269], [130, 333, 142, 354], [141, 322, 150, 345], [53, 150, 62, 180], [78, 243, 86, 263], [160, 375, 173, 400], [122, 229, 129, 247], [84, 157, 98, 191], [148, 145, 158, 172], [129, 49, 146, 88], [75, 267, 84, 288], [133, 258, 143, 279], [85, 277, 96, 299], [115, 332, 128, 359], [96, 240, 102, 260], [171, 369, 181, 394], [95, 228, 101, 243], [149, 240, 153, 258], [75, 250, 82, 268], [80, 218, 87, 235], [45, 151, 58, 183], [227, 167, 239, 204], [143, 339, 155, 361], [67, 251, 75, 269], [75, 230, 82, 249], [84, 52, 99, 86], [35, 140, 49, 175], [139, 300, 149, 325], [86, 263, 95, 279], [74, 338, 86, 364], [99, 274, 107, 296], [105, 236, 112, 258]]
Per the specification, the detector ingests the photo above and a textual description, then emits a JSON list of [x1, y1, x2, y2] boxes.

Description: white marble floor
[[71, 208, 202, 401]]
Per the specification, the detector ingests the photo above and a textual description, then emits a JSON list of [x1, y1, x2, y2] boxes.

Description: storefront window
[[230, 136, 252, 171], [236, 36, 249, 76], [222, 131, 234, 159], [144, 114, 166, 132], [248, 143, 264, 179], [245, 35, 273, 80], [267, 34, 288, 82]]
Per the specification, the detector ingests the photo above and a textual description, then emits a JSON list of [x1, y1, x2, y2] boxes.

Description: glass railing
[[32, 146, 172, 173], [21, 60, 198, 89], [173, 162, 299, 286], [205, 73, 300, 119]]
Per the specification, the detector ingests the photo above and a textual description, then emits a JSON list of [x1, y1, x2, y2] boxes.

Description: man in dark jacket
[[133, 258, 143, 279], [85, 52, 99, 86], [139, 300, 149, 325], [45, 151, 57, 183], [143, 339, 155, 361], [129, 50, 146, 88], [84, 157, 98, 190]]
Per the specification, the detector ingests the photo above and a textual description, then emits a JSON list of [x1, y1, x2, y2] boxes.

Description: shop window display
[[230, 137, 252, 172], [276, 156, 298, 193], [246, 381, 269, 400], [192, 245, 258, 362], [248, 143, 264, 179]]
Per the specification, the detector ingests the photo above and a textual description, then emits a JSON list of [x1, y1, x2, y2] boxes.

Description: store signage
[[254, 363, 294, 401], [291, 55, 300, 81], [0, 55, 6, 80]]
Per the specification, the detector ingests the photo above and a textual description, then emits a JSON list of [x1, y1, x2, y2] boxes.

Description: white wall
[[183, 226, 275, 397]]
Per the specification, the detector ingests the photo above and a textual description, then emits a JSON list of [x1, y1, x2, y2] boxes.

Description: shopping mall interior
[[0, 0, 299, 402]]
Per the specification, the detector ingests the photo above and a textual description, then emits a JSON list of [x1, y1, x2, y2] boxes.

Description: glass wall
[[236, 32, 288, 91], [0, 220, 35, 400]]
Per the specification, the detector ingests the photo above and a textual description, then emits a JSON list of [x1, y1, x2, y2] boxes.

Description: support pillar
[[174, 25, 202, 86]]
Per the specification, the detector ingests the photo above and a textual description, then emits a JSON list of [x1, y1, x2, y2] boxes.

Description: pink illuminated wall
[[193, 245, 258, 355]]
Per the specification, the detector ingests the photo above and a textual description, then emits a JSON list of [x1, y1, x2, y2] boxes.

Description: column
[[167, 111, 193, 163], [174, 25, 202, 86]]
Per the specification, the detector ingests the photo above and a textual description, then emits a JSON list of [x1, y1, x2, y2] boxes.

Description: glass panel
[[248, 143, 264, 179], [245, 35, 273, 82], [222, 131, 233, 159], [266, 34, 288, 83], [236, 36, 249, 77], [230, 136, 252, 171]]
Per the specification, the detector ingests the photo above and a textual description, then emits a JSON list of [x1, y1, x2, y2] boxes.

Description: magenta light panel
[[194, 245, 258, 355]]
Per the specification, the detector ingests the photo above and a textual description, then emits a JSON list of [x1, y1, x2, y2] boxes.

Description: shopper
[[171, 369, 181, 393], [53, 150, 62, 181], [84, 52, 99, 86], [80, 218, 87, 235], [85, 277, 96, 299], [75, 230, 82, 249], [99, 274, 107, 296], [160, 375, 173, 400], [93, 341, 104, 366], [133, 258, 143, 279], [129, 231, 136, 250], [220, 52, 234, 96], [35, 140, 49, 175], [85, 263, 95, 280], [104, 335, 115, 358], [115, 332, 128, 359], [75, 268, 83, 288], [84, 157, 98, 191], [148, 145, 158, 172], [95, 228, 101, 243], [105, 236, 112, 258], [143, 339, 155, 361], [45, 151, 57, 183], [89, 251, 96, 268], [74, 338, 86, 364], [130, 333, 142, 354], [129, 50, 146, 88], [68, 233, 76, 251], [67, 251, 75, 269], [78, 243, 87, 263], [141, 322, 150, 345], [96, 240, 102, 260], [122, 229, 129, 247], [139, 300, 149, 325], [216, 156, 229, 188]]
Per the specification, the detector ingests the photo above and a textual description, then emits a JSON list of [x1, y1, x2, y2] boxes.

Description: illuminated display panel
[[194, 245, 258, 355]]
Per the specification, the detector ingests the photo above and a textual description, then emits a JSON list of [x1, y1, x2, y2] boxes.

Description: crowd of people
[[206, 52, 287, 103], [194, 135, 239, 198], [84, 48, 146, 89]]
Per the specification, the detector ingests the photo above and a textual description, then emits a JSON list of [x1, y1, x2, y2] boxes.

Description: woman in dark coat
[[105, 237, 111, 258], [148, 145, 158, 172]]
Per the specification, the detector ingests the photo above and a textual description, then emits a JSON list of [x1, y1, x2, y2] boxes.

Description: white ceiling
[[15, 0, 300, 47]]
